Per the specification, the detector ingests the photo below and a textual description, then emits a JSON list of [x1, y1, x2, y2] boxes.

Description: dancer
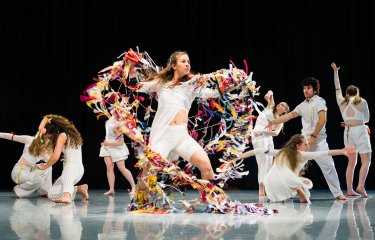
[[100, 108, 136, 197], [239, 134, 355, 203], [331, 62, 371, 197], [131, 51, 221, 190], [266, 77, 348, 200], [0, 132, 53, 198], [252, 90, 289, 196], [37, 114, 89, 203]]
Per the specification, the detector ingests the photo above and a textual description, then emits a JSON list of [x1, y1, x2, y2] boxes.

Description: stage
[[0, 189, 374, 239]]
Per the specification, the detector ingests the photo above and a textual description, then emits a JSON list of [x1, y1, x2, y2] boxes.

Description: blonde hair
[[341, 85, 362, 106], [274, 134, 305, 173], [28, 133, 53, 156]]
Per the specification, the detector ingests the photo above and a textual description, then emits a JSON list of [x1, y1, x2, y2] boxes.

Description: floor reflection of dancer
[[239, 134, 355, 203], [50, 202, 83, 240], [98, 197, 127, 240], [9, 198, 53, 239], [331, 62, 372, 198], [37, 114, 89, 203], [0, 132, 53, 198], [256, 201, 313, 240], [100, 109, 136, 198], [131, 51, 221, 190], [251, 90, 289, 196]]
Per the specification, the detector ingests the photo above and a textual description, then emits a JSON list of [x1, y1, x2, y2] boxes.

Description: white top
[[293, 95, 327, 139], [137, 78, 220, 145], [62, 137, 83, 168], [253, 108, 275, 132], [334, 71, 369, 123], [105, 117, 123, 141]]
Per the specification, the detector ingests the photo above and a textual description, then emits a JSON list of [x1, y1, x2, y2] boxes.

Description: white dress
[[99, 116, 130, 162], [263, 149, 330, 204]]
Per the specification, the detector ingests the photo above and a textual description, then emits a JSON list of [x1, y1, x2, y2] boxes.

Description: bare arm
[[266, 111, 299, 129], [308, 110, 326, 146], [264, 90, 275, 109], [102, 137, 125, 147], [38, 133, 66, 170]]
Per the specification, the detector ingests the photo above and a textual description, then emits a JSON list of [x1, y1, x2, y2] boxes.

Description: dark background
[[1, 0, 374, 191]]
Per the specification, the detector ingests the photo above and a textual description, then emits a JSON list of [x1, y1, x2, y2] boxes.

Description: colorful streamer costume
[[81, 48, 275, 215]]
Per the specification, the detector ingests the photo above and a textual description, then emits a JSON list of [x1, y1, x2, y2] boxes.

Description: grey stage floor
[[0, 189, 374, 240]]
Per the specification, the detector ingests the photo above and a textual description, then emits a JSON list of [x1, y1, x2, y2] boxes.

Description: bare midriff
[[169, 109, 188, 125]]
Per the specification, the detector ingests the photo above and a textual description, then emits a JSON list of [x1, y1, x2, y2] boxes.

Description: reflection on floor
[[0, 189, 374, 239]]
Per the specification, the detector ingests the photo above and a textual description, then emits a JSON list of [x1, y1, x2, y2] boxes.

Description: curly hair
[[301, 77, 320, 95], [44, 114, 83, 149]]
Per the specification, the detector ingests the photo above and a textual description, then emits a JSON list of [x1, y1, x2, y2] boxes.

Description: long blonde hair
[[341, 85, 362, 106], [44, 114, 83, 149], [146, 51, 192, 88], [274, 134, 305, 172]]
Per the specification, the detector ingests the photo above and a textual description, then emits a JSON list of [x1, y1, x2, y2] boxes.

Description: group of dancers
[[0, 50, 371, 206]]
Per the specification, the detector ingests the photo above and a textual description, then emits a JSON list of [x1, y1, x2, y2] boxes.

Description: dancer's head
[[152, 51, 191, 86], [276, 134, 308, 172], [275, 102, 290, 116], [345, 85, 359, 97], [44, 114, 83, 148], [302, 77, 320, 98]]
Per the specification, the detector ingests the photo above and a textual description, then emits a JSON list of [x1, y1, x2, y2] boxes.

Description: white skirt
[[99, 144, 129, 162], [264, 165, 311, 204]]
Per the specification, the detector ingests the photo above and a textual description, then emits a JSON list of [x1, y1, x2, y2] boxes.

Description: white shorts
[[99, 145, 129, 162], [152, 125, 203, 162], [344, 125, 372, 154]]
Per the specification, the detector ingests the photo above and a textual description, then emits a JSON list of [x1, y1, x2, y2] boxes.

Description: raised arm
[[264, 90, 275, 109], [37, 133, 67, 170], [331, 62, 344, 104]]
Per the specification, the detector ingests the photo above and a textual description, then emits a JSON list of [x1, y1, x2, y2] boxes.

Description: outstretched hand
[[342, 145, 357, 157], [331, 62, 340, 71]]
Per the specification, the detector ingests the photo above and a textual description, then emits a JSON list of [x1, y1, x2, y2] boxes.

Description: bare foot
[[356, 187, 369, 198], [77, 184, 89, 200], [346, 191, 361, 197], [52, 197, 72, 204], [129, 187, 136, 200], [259, 182, 266, 196], [336, 195, 348, 201], [103, 190, 115, 197]]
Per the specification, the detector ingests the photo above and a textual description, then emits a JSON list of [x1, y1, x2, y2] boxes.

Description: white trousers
[[11, 162, 52, 198], [48, 164, 84, 200], [309, 137, 343, 197], [252, 135, 274, 183]]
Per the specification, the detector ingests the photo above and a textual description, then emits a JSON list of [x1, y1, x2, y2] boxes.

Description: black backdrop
[[1, 0, 374, 190]]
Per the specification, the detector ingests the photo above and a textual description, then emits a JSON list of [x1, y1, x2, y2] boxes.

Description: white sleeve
[[334, 71, 344, 104], [253, 148, 279, 156], [136, 79, 160, 93], [0, 133, 33, 144], [300, 150, 329, 161], [362, 99, 370, 123], [197, 88, 220, 100]]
